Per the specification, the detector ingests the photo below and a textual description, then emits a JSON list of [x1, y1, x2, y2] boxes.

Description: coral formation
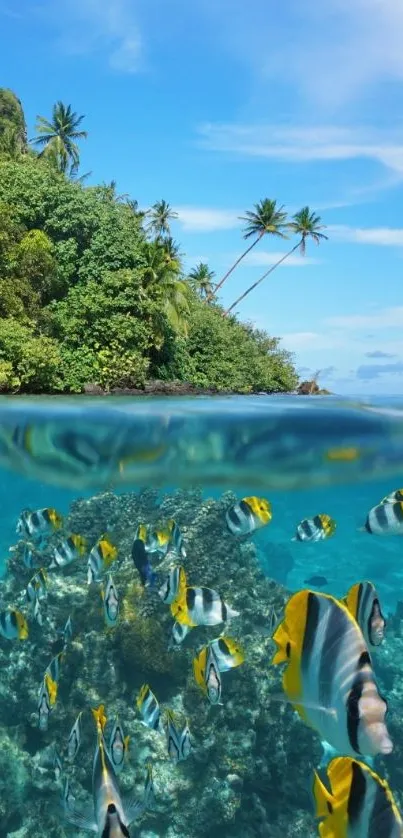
[[1, 486, 401, 837]]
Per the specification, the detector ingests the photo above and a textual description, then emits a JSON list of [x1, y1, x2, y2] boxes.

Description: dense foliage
[[0, 89, 298, 394]]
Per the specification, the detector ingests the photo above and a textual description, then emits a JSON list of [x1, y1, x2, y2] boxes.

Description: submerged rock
[[0, 488, 324, 836]]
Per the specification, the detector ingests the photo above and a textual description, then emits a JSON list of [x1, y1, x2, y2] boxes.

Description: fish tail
[[91, 704, 107, 733], [313, 770, 334, 819], [271, 620, 290, 664]]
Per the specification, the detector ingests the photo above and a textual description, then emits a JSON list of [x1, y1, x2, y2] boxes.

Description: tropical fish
[[166, 519, 186, 559], [145, 523, 172, 556], [171, 584, 239, 628], [101, 573, 119, 627], [60, 615, 73, 644], [62, 777, 76, 814], [17, 507, 63, 540], [87, 535, 118, 584], [170, 621, 191, 647], [65, 711, 143, 835], [22, 542, 40, 570], [45, 651, 64, 686], [67, 711, 83, 762], [143, 760, 156, 809], [325, 446, 360, 462], [381, 488, 403, 504], [226, 496, 272, 536], [364, 502, 403, 535], [45, 671, 58, 707], [0, 609, 28, 640], [165, 710, 192, 762], [49, 534, 87, 570], [159, 566, 187, 605], [304, 575, 329, 587], [272, 589, 393, 758], [314, 757, 403, 837], [293, 515, 336, 542], [208, 637, 245, 672], [26, 567, 47, 603], [109, 718, 130, 772], [33, 594, 43, 626], [53, 745, 63, 781], [92, 704, 107, 735], [193, 644, 222, 705], [131, 535, 156, 587], [343, 581, 386, 648], [136, 684, 161, 731], [38, 676, 52, 730]]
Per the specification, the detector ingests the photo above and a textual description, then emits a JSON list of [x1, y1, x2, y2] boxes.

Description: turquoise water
[[1, 395, 403, 837]]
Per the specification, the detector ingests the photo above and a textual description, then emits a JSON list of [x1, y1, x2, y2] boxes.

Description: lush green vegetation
[[0, 88, 300, 394]]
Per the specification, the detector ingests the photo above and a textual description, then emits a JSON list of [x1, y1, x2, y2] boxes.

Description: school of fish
[[3, 487, 403, 836]]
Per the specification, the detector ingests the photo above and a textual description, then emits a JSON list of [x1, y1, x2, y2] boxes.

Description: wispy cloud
[[197, 123, 403, 176], [175, 206, 241, 233], [326, 307, 403, 329], [244, 251, 321, 268], [330, 226, 403, 246], [41, 0, 143, 72], [365, 350, 397, 359], [356, 362, 403, 380], [200, 0, 403, 109]]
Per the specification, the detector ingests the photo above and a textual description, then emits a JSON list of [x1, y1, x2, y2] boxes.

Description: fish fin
[[318, 740, 339, 768], [313, 770, 334, 820], [64, 805, 97, 832], [271, 620, 291, 664], [225, 605, 240, 619], [170, 589, 194, 626], [123, 794, 145, 824]]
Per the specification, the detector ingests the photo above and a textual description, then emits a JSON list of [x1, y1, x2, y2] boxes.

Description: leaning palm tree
[[224, 206, 328, 316], [188, 262, 216, 301], [146, 200, 178, 240], [213, 199, 288, 297], [31, 102, 87, 174]]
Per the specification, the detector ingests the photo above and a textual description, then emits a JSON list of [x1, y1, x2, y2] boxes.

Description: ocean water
[[1, 395, 403, 837]]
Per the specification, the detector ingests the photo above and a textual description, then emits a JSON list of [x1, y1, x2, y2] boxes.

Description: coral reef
[[1, 487, 401, 837]]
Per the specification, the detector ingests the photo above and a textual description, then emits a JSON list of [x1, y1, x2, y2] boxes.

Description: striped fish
[[171, 585, 239, 628], [381, 488, 403, 504], [136, 684, 161, 732], [50, 534, 87, 570], [193, 644, 222, 705], [17, 507, 63, 540], [165, 711, 192, 762], [364, 502, 403, 535], [343, 581, 386, 648], [159, 566, 187, 605], [293, 514, 336, 542], [314, 757, 403, 837], [272, 589, 393, 758], [209, 636, 245, 672], [0, 609, 28, 640], [226, 496, 271, 536]]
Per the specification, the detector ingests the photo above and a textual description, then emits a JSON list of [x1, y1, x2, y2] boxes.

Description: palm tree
[[224, 206, 328, 316], [146, 200, 178, 240], [31, 102, 87, 174], [162, 236, 183, 263], [140, 242, 190, 336], [213, 199, 289, 297], [188, 263, 216, 301]]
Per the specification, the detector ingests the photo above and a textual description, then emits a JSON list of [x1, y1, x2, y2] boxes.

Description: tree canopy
[[0, 89, 299, 395]]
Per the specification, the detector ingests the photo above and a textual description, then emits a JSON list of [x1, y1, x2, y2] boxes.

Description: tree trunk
[[210, 230, 265, 299], [224, 242, 301, 316]]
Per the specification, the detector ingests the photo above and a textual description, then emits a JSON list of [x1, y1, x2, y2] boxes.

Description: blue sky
[[1, 0, 403, 394]]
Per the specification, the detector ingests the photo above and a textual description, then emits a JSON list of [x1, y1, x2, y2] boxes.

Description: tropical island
[[0, 89, 328, 395]]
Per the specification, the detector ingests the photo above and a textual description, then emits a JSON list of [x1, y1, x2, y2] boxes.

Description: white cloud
[[175, 206, 241, 233], [244, 251, 320, 268], [199, 0, 403, 109], [197, 123, 403, 176], [329, 226, 403, 246], [326, 307, 403, 330], [42, 0, 143, 72]]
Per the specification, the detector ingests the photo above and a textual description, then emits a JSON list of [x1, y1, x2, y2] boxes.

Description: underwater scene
[[2, 396, 403, 837]]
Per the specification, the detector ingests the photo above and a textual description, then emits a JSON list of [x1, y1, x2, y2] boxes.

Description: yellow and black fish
[[101, 574, 119, 627], [208, 636, 245, 672], [193, 644, 222, 705], [87, 535, 118, 584], [314, 757, 403, 837], [272, 589, 392, 758], [171, 584, 239, 628], [165, 710, 192, 762], [381, 488, 403, 505], [159, 566, 187, 605], [293, 514, 336, 542], [109, 717, 130, 773], [26, 568, 47, 603], [0, 609, 28, 640], [17, 507, 63, 540], [50, 534, 87, 570], [364, 502, 403, 535], [343, 581, 386, 648], [226, 496, 271, 536]]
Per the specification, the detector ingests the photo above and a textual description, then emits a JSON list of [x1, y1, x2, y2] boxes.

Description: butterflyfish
[[109, 718, 130, 772], [381, 488, 403, 504], [165, 710, 192, 762], [136, 684, 161, 731], [38, 677, 52, 730], [17, 507, 63, 540], [364, 502, 403, 535], [159, 566, 187, 605], [313, 757, 403, 837], [67, 711, 83, 762], [50, 534, 87, 570], [208, 636, 245, 672], [343, 581, 386, 648], [0, 609, 28, 640], [193, 644, 222, 705], [87, 535, 118, 584], [293, 515, 336, 542], [272, 589, 393, 758], [101, 573, 119, 627], [171, 584, 239, 628], [226, 496, 271, 536]]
